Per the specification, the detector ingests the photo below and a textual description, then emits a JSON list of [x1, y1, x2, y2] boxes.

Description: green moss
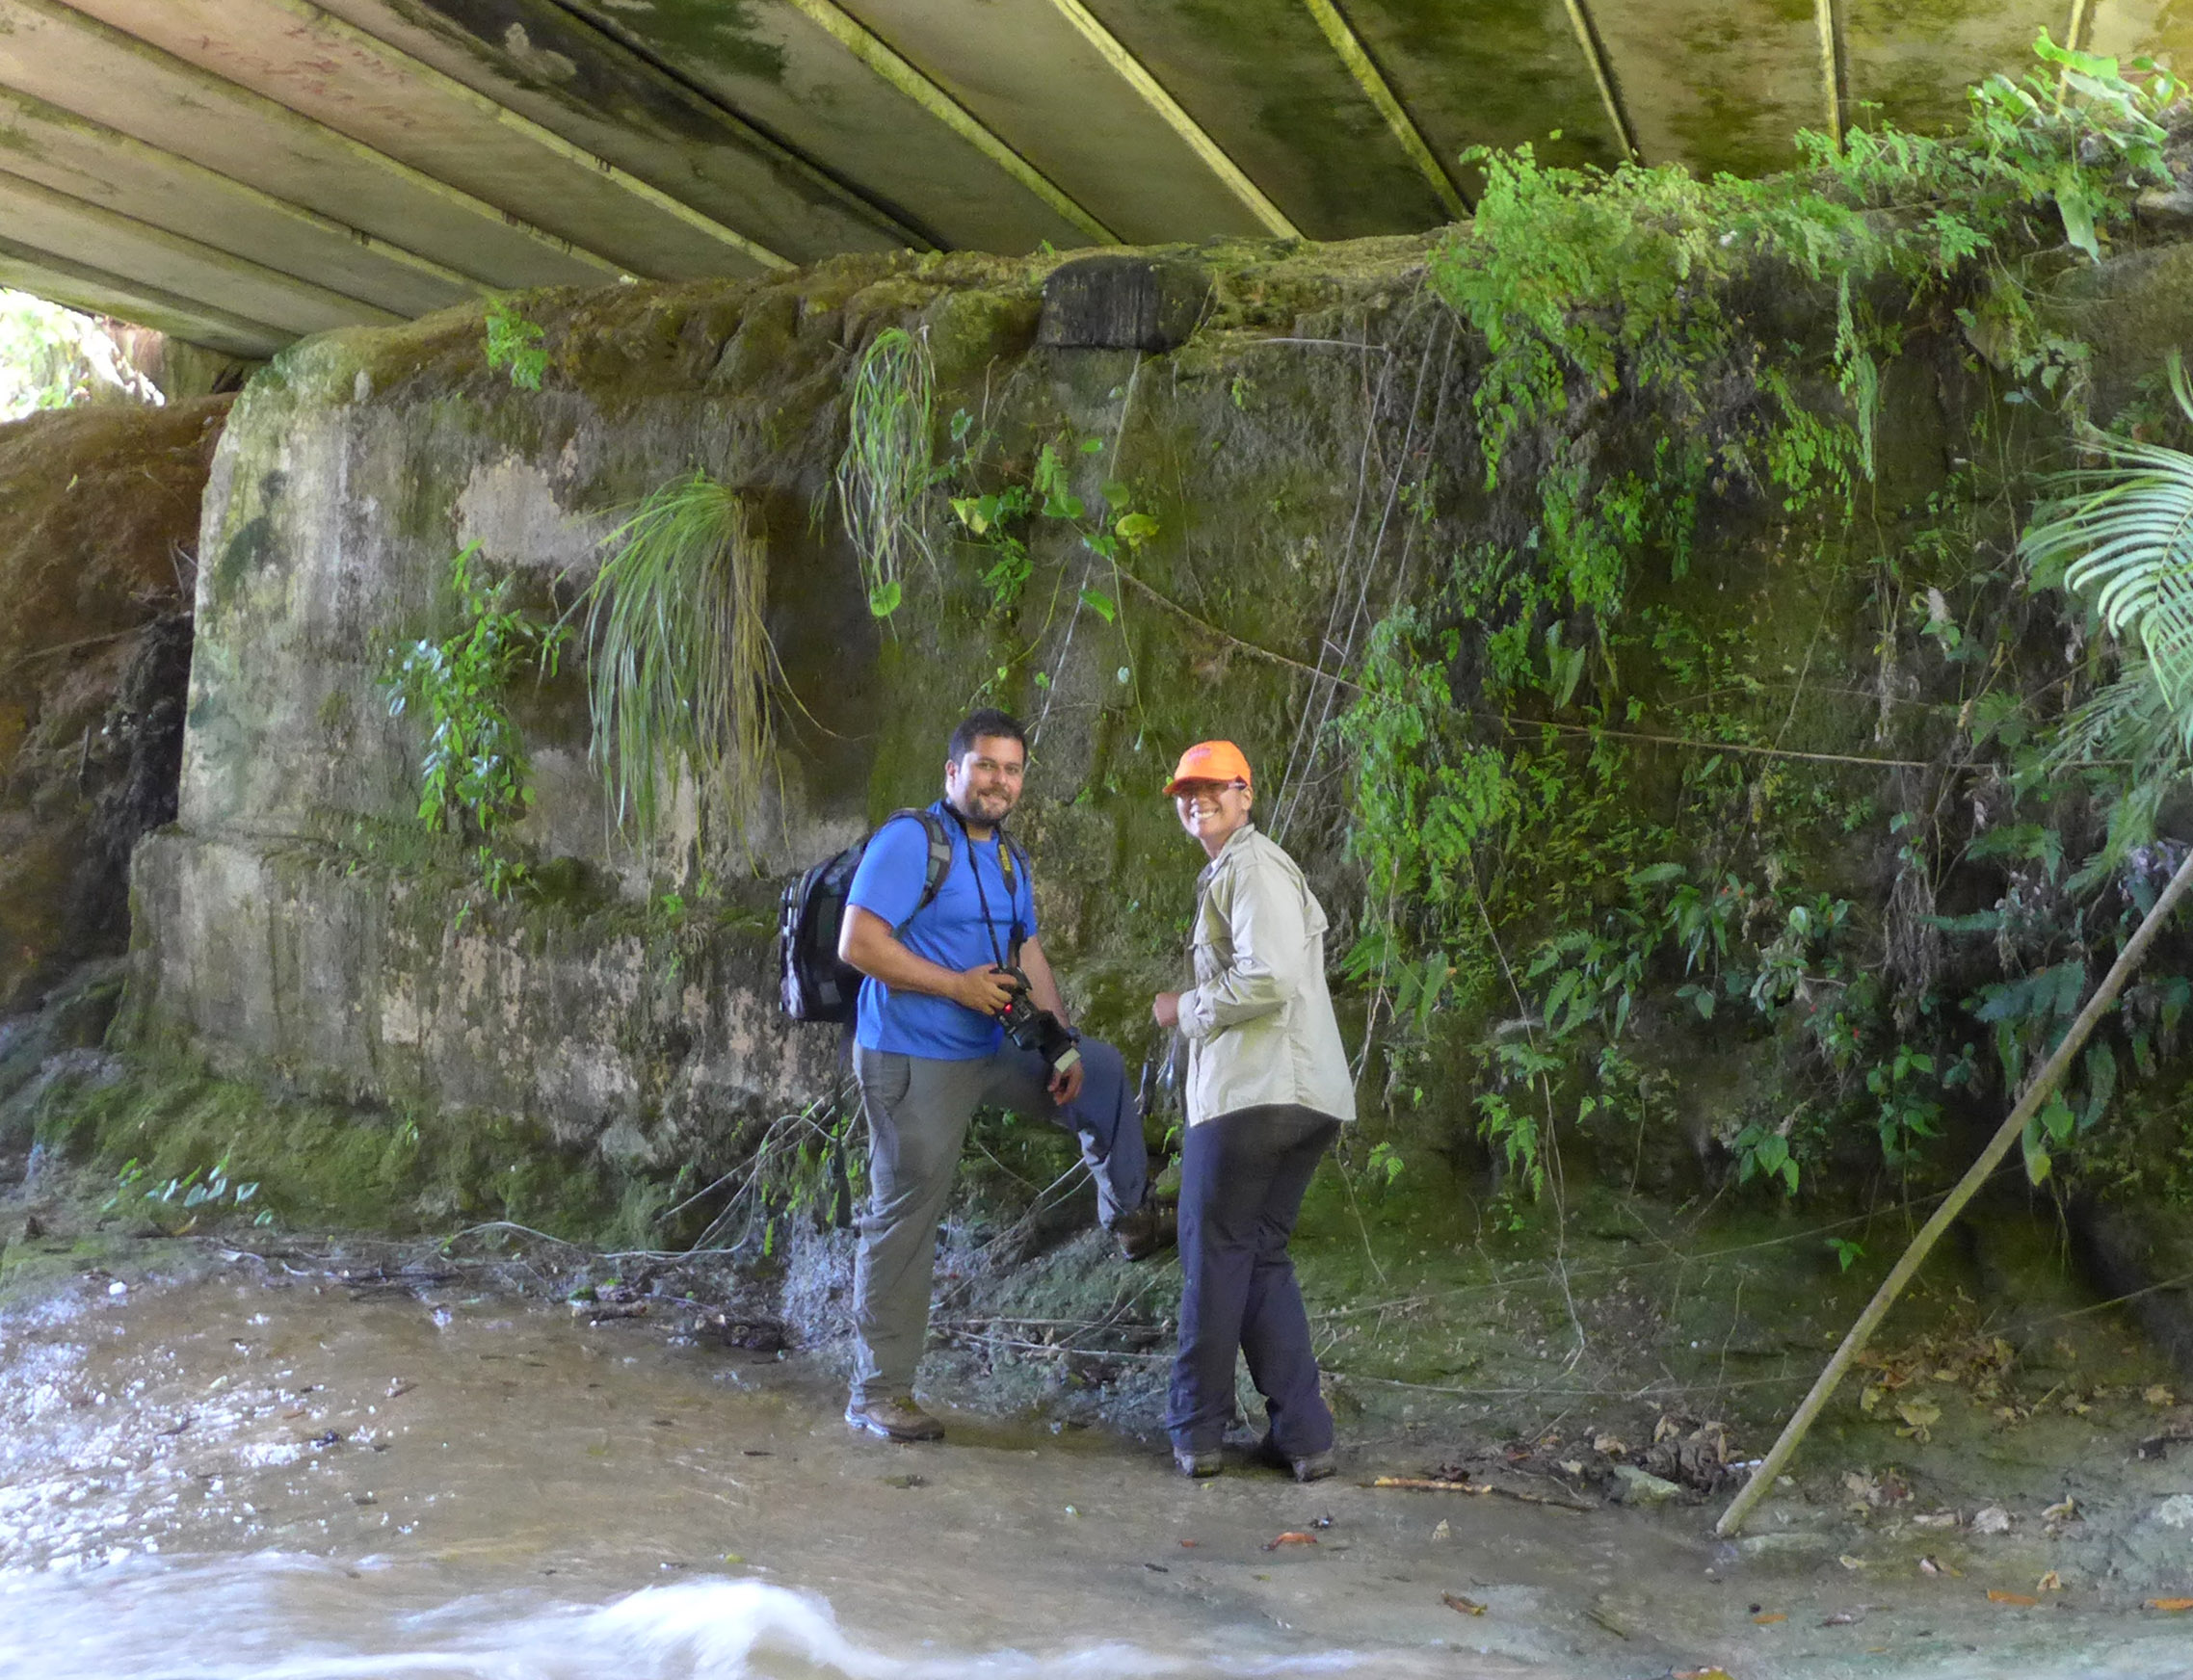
[[27, 1053, 624, 1242]]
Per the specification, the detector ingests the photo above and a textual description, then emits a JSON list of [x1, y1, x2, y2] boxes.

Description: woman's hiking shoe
[[1114, 1199, 1177, 1262], [1287, 1450, 1337, 1483], [1174, 1445, 1223, 1478], [845, 1395, 944, 1442], [1254, 1437, 1337, 1483]]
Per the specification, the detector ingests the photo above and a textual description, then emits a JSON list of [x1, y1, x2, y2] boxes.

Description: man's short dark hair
[[948, 708, 1027, 762]]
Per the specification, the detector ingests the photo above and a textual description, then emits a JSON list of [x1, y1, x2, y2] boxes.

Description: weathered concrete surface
[[108, 225, 2193, 1235], [128, 243, 1448, 1178], [0, 397, 231, 1013]]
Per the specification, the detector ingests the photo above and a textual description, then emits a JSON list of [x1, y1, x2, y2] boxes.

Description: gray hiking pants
[[849, 1037, 1144, 1405]]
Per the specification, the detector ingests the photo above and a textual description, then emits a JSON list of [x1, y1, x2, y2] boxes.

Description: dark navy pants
[[1166, 1104, 1340, 1457]]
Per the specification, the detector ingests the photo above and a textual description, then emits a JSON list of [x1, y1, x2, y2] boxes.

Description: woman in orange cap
[[1151, 740, 1354, 1482]]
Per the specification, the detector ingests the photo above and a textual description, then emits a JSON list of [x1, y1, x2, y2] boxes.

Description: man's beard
[[950, 787, 1015, 826]]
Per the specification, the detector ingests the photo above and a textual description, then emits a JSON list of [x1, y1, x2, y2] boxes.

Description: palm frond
[[2022, 351, 2193, 716], [575, 473, 779, 854], [835, 326, 936, 617]]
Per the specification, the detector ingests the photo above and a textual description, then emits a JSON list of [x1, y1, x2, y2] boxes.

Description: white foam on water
[[0, 1557, 1412, 1680]]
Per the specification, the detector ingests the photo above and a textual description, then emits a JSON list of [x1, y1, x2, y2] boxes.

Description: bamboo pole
[[1716, 843, 2193, 1537]]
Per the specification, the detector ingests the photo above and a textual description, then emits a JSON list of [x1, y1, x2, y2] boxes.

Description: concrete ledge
[[122, 829, 835, 1163]]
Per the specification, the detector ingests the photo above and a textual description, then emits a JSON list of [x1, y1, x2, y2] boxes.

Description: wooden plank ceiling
[[0, 0, 2167, 357]]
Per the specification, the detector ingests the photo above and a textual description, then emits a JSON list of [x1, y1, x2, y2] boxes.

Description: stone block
[[1037, 256, 1211, 353]]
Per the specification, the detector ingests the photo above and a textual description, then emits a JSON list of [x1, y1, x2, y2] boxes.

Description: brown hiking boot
[[1114, 1199, 1177, 1262], [845, 1394, 944, 1442]]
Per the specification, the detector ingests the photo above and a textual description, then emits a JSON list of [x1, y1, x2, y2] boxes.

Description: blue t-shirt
[[846, 801, 1039, 1059]]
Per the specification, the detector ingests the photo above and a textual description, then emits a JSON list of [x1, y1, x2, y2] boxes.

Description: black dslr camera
[[994, 965, 1081, 1078]]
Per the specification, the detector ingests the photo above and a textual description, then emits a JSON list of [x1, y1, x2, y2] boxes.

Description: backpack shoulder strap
[[883, 806, 956, 914]]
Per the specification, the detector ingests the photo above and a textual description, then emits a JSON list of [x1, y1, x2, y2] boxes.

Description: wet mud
[[6, 1240, 2193, 1680]]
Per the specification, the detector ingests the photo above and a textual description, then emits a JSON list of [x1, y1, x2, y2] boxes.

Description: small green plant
[[383, 542, 567, 898], [484, 296, 549, 390], [1827, 1237, 1865, 1273], [1362, 1139, 1405, 1191], [1733, 1124, 1800, 1194], [103, 1156, 272, 1227], [837, 327, 937, 617], [947, 419, 1161, 621], [680, 1093, 863, 1260], [572, 474, 779, 854]]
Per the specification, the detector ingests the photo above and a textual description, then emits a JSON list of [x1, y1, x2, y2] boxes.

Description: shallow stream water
[[3, 1255, 2189, 1680]]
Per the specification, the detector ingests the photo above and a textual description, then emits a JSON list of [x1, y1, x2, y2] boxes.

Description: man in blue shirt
[[837, 708, 1157, 1441]]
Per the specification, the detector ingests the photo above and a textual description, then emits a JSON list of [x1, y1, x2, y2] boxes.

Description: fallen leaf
[[2147, 1597, 2193, 1613], [1177, 1540, 1198, 1548], [2145, 1384, 2177, 1408], [1591, 1433, 1626, 1456], [1672, 1669, 1735, 1680], [1560, 1458, 1585, 1476], [385, 1378, 416, 1400], [1971, 1506, 2013, 1536], [1860, 1385, 1885, 1416], [1912, 1509, 1960, 1529], [1838, 1555, 1869, 1571], [1753, 1612, 1787, 1625], [1894, 1398, 1942, 1441], [1987, 1589, 2038, 1607], [1822, 1610, 1864, 1626], [2041, 1496, 2077, 1523], [1430, 1519, 1451, 1540], [1262, 1531, 1318, 1551], [280, 1407, 308, 1421], [1917, 1555, 1961, 1576], [1441, 1592, 1486, 1616], [2037, 1571, 2062, 1592]]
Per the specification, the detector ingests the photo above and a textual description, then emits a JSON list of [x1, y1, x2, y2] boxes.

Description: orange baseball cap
[[1162, 740, 1253, 796]]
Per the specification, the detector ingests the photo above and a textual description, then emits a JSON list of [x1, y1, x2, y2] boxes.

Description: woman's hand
[[1151, 991, 1181, 1030]]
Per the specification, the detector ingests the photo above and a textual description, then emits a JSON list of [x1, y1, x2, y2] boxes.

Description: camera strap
[[947, 806, 1022, 970]]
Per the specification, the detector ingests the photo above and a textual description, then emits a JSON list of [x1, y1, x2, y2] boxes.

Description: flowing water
[[3, 1252, 2189, 1680]]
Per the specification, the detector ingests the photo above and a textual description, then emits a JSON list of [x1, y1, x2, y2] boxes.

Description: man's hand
[[1048, 1058, 1085, 1105], [1152, 990, 1181, 1030], [955, 963, 1018, 1016]]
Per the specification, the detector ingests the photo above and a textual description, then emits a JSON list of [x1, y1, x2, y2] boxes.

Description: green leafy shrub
[[484, 296, 549, 390], [383, 541, 566, 898], [1341, 34, 2186, 1202]]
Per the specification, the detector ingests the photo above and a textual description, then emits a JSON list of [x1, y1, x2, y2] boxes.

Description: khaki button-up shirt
[[1177, 824, 1356, 1126]]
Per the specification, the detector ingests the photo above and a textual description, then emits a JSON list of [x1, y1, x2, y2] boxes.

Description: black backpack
[[777, 808, 1021, 1024]]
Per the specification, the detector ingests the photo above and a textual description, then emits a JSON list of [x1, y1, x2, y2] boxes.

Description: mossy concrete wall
[[125, 242, 1464, 1201], [115, 232, 2192, 1231]]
